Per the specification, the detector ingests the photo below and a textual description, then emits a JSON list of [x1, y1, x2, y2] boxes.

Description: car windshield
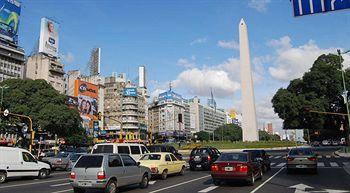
[[140, 154, 161, 160], [55, 152, 69, 158], [217, 153, 247, 162], [75, 156, 103, 168], [289, 149, 314, 156]]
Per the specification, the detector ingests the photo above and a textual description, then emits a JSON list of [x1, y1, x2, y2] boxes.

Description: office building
[[0, 40, 25, 82]]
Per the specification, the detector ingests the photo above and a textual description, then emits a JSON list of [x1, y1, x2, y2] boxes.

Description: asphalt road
[[0, 147, 349, 193]]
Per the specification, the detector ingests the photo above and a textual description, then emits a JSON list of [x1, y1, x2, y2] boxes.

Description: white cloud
[[177, 56, 196, 69], [190, 37, 207, 46], [268, 36, 350, 81], [217, 40, 239, 50], [61, 52, 75, 64], [248, 0, 271, 12]]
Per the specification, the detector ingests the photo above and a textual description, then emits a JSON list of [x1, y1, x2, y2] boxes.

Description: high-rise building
[[88, 47, 101, 76], [267, 123, 273, 134], [0, 40, 25, 82], [26, 53, 65, 93]]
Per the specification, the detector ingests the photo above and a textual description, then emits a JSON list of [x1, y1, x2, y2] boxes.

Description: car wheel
[[179, 166, 185, 176], [248, 173, 255, 186], [139, 174, 149, 189], [0, 172, 6, 183], [213, 179, 221, 186], [38, 169, 48, 179], [73, 187, 86, 193], [161, 169, 168, 180], [105, 179, 117, 193]]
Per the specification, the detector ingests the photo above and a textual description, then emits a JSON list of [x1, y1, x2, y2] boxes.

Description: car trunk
[[73, 155, 104, 180], [213, 161, 249, 174], [192, 153, 210, 163], [288, 155, 316, 165]]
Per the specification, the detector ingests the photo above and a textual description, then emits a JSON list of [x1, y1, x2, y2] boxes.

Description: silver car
[[70, 154, 151, 193], [286, 148, 317, 174], [43, 152, 73, 170]]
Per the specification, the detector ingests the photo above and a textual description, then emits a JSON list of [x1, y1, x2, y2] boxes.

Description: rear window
[[70, 154, 83, 162], [289, 149, 314, 156], [218, 153, 247, 162], [92, 145, 113, 154], [141, 154, 161, 160], [118, 146, 130, 154], [56, 152, 69, 158], [75, 156, 103, 168], [130, 146, 141, 154], [191, 148, 208, 155]]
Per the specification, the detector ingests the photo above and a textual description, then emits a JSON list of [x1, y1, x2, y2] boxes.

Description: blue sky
[[19, 0, 350, 132]]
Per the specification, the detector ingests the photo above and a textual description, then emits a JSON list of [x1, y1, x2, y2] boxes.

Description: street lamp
[[337, 49, 350, 145], [0, 85, 9, 108]]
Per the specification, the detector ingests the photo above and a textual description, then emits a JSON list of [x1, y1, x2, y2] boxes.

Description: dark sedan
[[243, 149, 271, 172]]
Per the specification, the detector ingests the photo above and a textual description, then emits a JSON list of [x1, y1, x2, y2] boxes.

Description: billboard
[[38, 17, 59, 57], [74, 80, 99, 119], [0, 0, 21, 43], [123, 87, 137, 97], [65, 96, 78, 108]]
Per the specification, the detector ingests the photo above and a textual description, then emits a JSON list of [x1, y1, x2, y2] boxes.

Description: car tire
[[38, 169, 48, 179], [179, 166, 185, 176], [0, 172, 6, 183], [248, 173, 255, 186], [105, 179, 117, 193], [73, 187, 86, 193], [213, 179, 221, 186], [139, 174, 149, 189], [161, 169, 168, 180]]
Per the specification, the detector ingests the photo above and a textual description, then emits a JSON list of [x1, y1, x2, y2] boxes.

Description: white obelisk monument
[[239, 18, 259, 141]]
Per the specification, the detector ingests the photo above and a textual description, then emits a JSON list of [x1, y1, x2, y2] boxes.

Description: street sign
[[292, 0, 350, 17], [3, 109, 9, 116]]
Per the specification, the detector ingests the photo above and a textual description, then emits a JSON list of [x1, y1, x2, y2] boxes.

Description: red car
[[211, 152, 263, 186]]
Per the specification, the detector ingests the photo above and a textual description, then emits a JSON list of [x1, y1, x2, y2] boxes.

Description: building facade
[[0, 41, 25, 82]]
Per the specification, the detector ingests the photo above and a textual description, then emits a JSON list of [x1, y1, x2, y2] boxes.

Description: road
[[1, 147, 349, 193]]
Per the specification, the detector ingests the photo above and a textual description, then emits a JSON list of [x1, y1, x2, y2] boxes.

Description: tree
[[0, 79, 82, 138], [214, 124, 242, 141], [272, 54, 347, 140], [194, 131, 210, 141]]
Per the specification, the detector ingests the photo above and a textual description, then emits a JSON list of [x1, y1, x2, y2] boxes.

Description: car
[[189, 147, 221, 171], [70, 154, 151, 193], [67, 153, 86, 171], [243, 149, 271, 172], [0, 147, 51, 183], [147, 145, 183, 160], [43, 151, 73, 171], [91, 143, 149, 161], [211, 152, 263, 186], [286, 148, 317, 174], [139, 153, 186, 180]]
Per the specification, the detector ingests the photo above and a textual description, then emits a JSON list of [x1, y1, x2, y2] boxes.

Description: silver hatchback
[[286, 148, 317, 174], [70, 154, 151, 193]]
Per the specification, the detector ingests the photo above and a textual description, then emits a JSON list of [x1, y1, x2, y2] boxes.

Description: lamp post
[[337, 49, 350, 145], [0, 85, 8, 108]]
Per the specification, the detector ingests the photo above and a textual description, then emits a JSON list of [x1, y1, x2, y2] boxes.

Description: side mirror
[[137, 162, 141, 166]]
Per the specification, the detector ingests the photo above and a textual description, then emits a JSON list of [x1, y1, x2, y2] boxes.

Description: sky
[[18, 0, 350, 133]]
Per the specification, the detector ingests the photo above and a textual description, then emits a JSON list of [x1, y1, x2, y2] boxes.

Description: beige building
[[26, 53, 65, 93], [0, 41, 25, 82]]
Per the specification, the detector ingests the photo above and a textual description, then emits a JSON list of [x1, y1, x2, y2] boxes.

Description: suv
[[243, 150, 271, 172], [147, 145, 183, 160], [189, 147, 221, 171], [70, 154, 151, 193]]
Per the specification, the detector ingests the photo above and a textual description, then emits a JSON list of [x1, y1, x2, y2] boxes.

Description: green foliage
[[272, 54, 347, 140], [214, 124, 242, 141], [259, 130, 280, 141], [0, 79, 82, 138], [194, 131, 210, 141]]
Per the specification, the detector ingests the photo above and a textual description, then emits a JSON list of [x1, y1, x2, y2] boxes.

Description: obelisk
[[239, 18, 259, 141]]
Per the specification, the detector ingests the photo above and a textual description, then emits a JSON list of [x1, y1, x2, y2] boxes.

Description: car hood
[[38, 161, 51, 169]]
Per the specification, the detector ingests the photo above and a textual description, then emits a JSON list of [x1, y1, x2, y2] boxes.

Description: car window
[[169, 147, 177, 154], [289, 149, 313, 156], [140, 154, 161, 160], [22, 152, 36, 162], [217, 153, 248, 162], [165, 155, 171, 162], [170, 154, 177, 161], [121, 155, 137, 166], [130, 146, 141, 154], [56, 152, 69, 158], [141, 146, 148, 154], [92, 145, 113, 154], [75, 156, 103, 168], [118, 146, 130, 154], [108, 155, 123, 167], [70, 154, 83, 162]]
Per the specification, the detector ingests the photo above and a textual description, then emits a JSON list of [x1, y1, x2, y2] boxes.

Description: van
[[91, 143, 149, 161], [0, 146, 51, 183]]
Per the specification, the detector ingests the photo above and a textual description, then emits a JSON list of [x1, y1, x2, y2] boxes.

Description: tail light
[[150, 167, 159, 173], [97, 171, 106, 180], [70, 172, 76, 179], [211, 164, 219, 171], [287, 157, 295, 161], [189, 156, 193, 160], [207, 155, 211, 161], [308, 157, 317, 161], [236, 164, 248, 173]]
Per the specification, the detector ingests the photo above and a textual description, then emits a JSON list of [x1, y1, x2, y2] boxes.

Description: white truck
[[0, 146, 51, 183]]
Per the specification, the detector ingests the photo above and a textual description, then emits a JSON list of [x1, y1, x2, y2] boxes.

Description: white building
[[0, 41, 25, 82]]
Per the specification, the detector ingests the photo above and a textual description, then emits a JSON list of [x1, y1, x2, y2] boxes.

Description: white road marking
[[270, 162, 276, 166], [50, 182, 71, 187], [198, 186, 219, 193], [51, 189, 72, 193], [0, 178, 68, 189], [276, 163, 286, 167], [149, 175, 211, 193], [326, 155, 331, 158], [317, 155, 322, 158], [317, 162, 325, 167], [275, 156, 281, 159], [250, 167, 285, 193], [149, 181, 156, 185], [330, 162, 339, 167]]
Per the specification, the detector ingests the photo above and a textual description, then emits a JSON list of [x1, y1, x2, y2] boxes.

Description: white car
[[0, 147, 51, 183], [91, 143, 150, 161]]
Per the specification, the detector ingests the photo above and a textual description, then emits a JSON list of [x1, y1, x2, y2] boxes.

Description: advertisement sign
[[292, 0, 350, 17], [38, 17, 59, 57], [123, 87, 137, 97], [65, 96, 78, 108], [0, 0, 21, 43], [74, 80, 99, 119]]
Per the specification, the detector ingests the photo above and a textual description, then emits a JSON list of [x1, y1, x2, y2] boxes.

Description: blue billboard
[[0, 0, 21, 43], [292, 0, 350, 17], [123, 87, 138, 97]]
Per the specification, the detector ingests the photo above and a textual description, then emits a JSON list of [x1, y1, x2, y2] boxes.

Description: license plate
[[224, 166, 233, 171], [296, 165, 307, 168], [196, 165, 202, 168], [194, 156, 201, 161], [78, 181, 92, 187]]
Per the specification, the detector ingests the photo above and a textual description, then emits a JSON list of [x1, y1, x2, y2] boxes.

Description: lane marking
[[198, 186, 218, 193], [326, 155, 331, 158], [317, 162, 325, 167], [0, 178, 68, 189], [149, 181, 157, 185], [270, 162, 276, 166], [317, 155, 322, 158], [149, 175, 211, 193], [275, 156, 281, 159], [330, 162, 339, 167], [51, 189, 72, 193], [276, 163, 286, 167], [250, 167, 285, 193], [50, 182, 71, 187]]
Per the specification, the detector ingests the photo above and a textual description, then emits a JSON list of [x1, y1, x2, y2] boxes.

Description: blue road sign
[[292, 0, 350, 17]]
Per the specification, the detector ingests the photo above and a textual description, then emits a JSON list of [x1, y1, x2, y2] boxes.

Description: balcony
[[122, 111, 138, 116], [49, 65, 64, 74], [122, 99, 138, 105]]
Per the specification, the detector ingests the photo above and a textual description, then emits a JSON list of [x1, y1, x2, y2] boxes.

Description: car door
[[164, 154, 175, 174], [108, 155, 127, 186], [120, 155, 141, 184], [170, 154, 182, 172], [19, 151, 39, 176]]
